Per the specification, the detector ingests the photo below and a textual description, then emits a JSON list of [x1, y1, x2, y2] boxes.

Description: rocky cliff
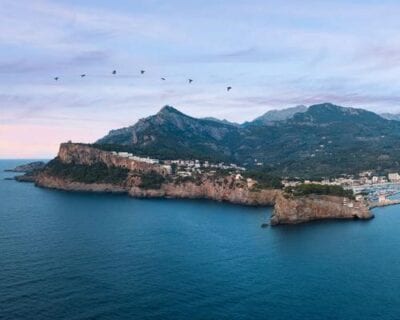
[[35, 174, 126, 193], [271, 194, 373, 225], [127, 177, 279, 206], [58, 142, 169, 175], [34, 168, 278, 206], [5, 161, 46, 173]]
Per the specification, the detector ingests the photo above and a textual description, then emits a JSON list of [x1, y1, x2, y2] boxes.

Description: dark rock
[[5, 161, 46, 173]]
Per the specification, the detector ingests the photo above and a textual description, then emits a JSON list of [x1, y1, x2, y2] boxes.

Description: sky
[[1, 0, 400, 158]]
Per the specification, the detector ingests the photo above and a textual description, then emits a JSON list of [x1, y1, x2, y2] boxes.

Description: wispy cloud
[[2, 0, 400, 157]]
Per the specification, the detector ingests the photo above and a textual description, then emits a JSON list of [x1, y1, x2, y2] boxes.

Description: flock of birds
[[53, 70, 233, 91]]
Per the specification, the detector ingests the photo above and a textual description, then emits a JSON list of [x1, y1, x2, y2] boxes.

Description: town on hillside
[[110, 151, 246, 177], [104, 147, 400, 205], [283, 171, 400, 205]]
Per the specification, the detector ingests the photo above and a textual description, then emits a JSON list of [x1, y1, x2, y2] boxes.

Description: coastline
[[34, 171, 279, 206], [31, 171, 373, 226], [7, 143, 375, 226]]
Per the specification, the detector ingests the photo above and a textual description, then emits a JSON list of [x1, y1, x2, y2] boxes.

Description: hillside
[[96, 105, 241, 161], [249, 105, 307, 125], [96, 103, 400, 178], [380, 112, 400, 121]]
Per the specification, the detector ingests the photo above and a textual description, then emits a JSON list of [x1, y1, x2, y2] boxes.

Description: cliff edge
[[271, 193, 373, 225]]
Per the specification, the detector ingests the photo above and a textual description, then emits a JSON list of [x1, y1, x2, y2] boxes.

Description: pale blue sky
[[1, 0, 400, 157]]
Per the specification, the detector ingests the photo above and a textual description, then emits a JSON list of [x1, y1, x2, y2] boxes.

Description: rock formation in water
[[5, 161, 46, 173], [271, 193, 373, 225]]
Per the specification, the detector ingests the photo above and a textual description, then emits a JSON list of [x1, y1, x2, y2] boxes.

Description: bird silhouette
[[161, 77, 166, 81], [188, 79, 193, 83], [140, 70, 145, 74], [54, 77, 59, 81], [227, 86, 232, 91], [80, 74, 86, 78], [112, 70, 116, 75]]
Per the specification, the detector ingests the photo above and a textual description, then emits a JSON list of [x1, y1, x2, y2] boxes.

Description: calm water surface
[[1, 160, 400, 320]]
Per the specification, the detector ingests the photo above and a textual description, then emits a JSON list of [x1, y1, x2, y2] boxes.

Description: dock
[[369, 199, 400, 209]]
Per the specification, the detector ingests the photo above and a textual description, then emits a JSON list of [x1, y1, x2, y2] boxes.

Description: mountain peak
[[249, 105, 308, 125], [292, 102, 382, 124], [158, 105, 183, 116]]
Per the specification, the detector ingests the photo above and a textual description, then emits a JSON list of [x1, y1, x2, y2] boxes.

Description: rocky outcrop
[[5, 161, 46, 173], [34, 170, 279, 206], [128, 177, 279, 206], [271, 194, 373, 225], [42, 143, 279, 205], [35, 173, 126, 193], [58, 143, 169, 175]]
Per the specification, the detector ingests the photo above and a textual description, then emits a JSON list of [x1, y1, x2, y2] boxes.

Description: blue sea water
[[1, 160, 400, 320]]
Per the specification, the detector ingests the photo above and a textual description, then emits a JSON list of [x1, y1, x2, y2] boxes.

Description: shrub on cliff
[[243, 170, 283, 189], [139, 171, 166, 189], [45, 158, 128, 184], [285, 183, 354, 198]]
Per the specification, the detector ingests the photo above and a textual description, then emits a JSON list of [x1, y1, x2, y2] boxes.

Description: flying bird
[[188, 79, 193, 83], [227, 86, 232, 91], [161, 77, 166, 80], [112, 70, 117, 75], [80, 74, 86, 78], [54, 77, 59, 81], [140, 70, 145, 74]]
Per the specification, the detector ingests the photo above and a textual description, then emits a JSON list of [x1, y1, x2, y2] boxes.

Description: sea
[[1, 160, 400, 320]]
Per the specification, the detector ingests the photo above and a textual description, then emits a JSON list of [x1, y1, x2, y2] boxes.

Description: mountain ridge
[[96, 103, 400, 178]]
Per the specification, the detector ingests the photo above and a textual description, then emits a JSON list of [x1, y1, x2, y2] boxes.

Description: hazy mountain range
[[95, 103, 400, 178]]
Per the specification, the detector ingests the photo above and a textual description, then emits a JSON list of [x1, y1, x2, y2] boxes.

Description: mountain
[[96, 105, 241, 161], [380, 113, 400, 121], [249, 105, 308, 125], [201, 117, 240, 127], [96, 103, 400, 178]]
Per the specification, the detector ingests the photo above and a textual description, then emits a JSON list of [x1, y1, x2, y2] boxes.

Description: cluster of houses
[[283, 171, 400, 189], [111, 152, 160, 164], [163, 159, 245, 177], [283, 170, 400, 205], [354, 171, 400, 185], [110, 151, 246, 178]]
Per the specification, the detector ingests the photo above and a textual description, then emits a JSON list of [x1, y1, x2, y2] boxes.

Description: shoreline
[[27, 171, 373, 226]]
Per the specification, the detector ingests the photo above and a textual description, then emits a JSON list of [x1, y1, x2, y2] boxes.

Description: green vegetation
[[139, 171, 166, 189], [285, 183, 354, 198], [92, 142, 230, 163], [46, 158, 128, 184], [173, 175, 198, 185], [243, 170, 283, 189]]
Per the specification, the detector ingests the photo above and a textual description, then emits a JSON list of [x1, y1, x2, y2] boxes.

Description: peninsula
[[16, 142, 373, 225], [17, 103, 400, 225], [14, 101, 390, 226]]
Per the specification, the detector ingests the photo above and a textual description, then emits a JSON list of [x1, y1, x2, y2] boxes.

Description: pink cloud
[[0, 124, 99, 158]]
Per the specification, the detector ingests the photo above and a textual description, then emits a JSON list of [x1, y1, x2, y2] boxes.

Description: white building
[[355, 195, 364, 202], [118, 152, 130, 157], [388, 172, 400, 182], [162, 165, 172, 174]]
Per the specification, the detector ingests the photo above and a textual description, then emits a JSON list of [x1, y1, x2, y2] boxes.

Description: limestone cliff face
[[58, 143, 168, 175], [35, 173, 126, 193], [128, 177, 279, 206], [271, 194, 373, 225], [49, 143, 280, 205], [35, 171, 278, 206]]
